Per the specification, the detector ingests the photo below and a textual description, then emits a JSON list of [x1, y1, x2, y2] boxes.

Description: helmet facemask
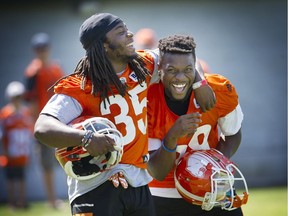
[[203, 163, 248, 211]]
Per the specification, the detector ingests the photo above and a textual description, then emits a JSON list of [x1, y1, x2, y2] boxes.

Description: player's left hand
[[194, 84, 216, 112]]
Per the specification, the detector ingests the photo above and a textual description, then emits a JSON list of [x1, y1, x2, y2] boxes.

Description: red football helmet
[[55, 116, 124, 181], [174, 148, 249, 211]]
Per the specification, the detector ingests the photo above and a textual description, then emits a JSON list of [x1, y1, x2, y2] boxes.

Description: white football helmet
[[174, 148, 249, 211], [55, 116, 124, 181]]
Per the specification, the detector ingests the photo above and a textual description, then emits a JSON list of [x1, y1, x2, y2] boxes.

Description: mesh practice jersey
[[53, 51, 156, 169], [0, 104, 33, 167], [148, 73, 243, 193]]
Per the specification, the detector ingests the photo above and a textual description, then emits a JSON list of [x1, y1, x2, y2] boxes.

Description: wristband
[[161, 140, 177, 153], [81, 130, 94, 148], [192, 79, 208, 90]]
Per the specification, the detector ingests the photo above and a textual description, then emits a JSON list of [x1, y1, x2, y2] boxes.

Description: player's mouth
[[126, 42, 135, 53], [127, 42, 134, 48], [172, 83, 187, 93]]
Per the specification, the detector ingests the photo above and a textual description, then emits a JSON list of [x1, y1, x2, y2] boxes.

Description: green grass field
[[242, 187, 287, 216], [0, 187, 286, 216]]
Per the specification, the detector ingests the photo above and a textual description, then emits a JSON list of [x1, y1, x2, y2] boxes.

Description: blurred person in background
[[134, 28, 158, 50], [0, 81, 34, 209], [24, 32, 65, 209], [147, 35, 245, 216], [135, 28, 159, 83], [198, 58, 212, 74]]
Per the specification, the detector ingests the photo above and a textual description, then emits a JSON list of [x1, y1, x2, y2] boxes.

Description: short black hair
[[158, 35, 196, 58]]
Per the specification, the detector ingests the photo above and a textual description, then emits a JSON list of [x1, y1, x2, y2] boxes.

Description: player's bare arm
[[34, 114, 116, 156], [216, 129, 242, 158]]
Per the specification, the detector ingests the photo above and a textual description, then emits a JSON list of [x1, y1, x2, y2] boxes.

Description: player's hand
[[194, 84, 216, 112], [109, 172, 128, 189], [167, 112, 202, 140], [85, 134, 116, 157]]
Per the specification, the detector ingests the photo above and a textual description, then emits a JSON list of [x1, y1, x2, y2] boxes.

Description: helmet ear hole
[[67, 146, 74, 151], [55, 116, 124, 181], [174, 149, 249, 211], [72, 155, 101, 176]]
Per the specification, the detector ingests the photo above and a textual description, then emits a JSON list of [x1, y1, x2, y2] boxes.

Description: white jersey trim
[[149, 187, 182, 198], [68, 164, 152, 203], [40, 94, 83, 124], [218, 104, 243, 136], [148, 138, 161, 151]]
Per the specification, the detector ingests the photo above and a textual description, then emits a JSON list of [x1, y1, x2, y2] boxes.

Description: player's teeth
[[173, 84, 186, 88]]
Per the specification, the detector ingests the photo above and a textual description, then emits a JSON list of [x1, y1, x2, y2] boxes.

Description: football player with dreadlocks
[[147, 35, 245, 215], [34, 13, 215, 215]]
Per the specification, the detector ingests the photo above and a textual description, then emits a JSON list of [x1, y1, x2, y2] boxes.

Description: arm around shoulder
[[193, 69, 216, 112]]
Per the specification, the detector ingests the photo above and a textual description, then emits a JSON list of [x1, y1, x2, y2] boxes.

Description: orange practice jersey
[[0, 104, 33, 167], [148, 73, 239, 188], [25, 59, 64, 111], [54, 51, 156, 169]]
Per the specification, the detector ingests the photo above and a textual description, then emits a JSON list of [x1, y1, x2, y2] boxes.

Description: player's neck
[[110, 61, 127, 74], [165, 92, 191, 116]]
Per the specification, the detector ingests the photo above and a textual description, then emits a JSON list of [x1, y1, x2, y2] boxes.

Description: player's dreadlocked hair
[[158, 35, 196, 61], [72, 40, 151, 108], [49, 13, 151, 108]]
